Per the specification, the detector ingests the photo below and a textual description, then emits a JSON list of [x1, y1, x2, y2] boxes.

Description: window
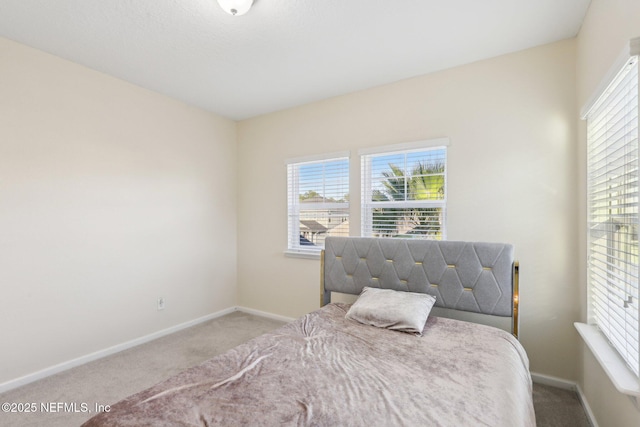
[[361, 139, 448, 239], [286, 153, 349, 255], [585, 52, 639, 377]]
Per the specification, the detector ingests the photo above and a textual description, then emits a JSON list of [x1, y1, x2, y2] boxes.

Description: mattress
[[82, 303, 535, 426]]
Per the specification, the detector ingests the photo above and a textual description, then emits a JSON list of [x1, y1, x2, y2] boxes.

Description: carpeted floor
[[533, 382, 591, 427], [0, 311, 591, 426]]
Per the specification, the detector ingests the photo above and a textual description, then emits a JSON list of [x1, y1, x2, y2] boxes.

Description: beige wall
[[576, 1, 640, 426], [238, 39, 579, 380], [0, 37, 238, 385], [5, 3, 639, 423]]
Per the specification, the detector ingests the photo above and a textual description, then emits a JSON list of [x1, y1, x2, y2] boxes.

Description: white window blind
[[361, 144, 446, 239], [287, 155, 349, 254], [586, 54, 639, 377]]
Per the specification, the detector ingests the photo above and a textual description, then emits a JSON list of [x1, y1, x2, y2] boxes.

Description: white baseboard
[[530, 372, 598, 427], [235, 306, 296, 323], [530, 371, 577, 390], [0, 307, 236, 394], [575, 383, 599, 427]]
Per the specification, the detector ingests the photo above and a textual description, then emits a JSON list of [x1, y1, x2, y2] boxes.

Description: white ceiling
[[0, 0, 591, 120]]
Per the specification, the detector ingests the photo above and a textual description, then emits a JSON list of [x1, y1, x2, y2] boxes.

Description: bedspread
[[82, 303, 535, 427]]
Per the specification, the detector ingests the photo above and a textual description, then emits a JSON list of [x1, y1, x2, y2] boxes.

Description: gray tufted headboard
[[321, 237, 520, 336]]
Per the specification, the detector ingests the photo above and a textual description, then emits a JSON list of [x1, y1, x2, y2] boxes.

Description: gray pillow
[[345, 287, 436, 335]]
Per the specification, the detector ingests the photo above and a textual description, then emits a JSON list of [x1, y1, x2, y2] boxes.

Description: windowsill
[[284, 250, 321, 260], [574, 322, 640, 397]]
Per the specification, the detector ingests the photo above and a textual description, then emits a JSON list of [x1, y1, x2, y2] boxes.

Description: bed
[[82, 237, 535, 426]]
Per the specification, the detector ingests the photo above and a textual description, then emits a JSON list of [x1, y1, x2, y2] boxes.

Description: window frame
[[585, 50, 639, 379], [576, 37, 640, 399], [359, 138, 449, 240], [285, 152, 350, 258]]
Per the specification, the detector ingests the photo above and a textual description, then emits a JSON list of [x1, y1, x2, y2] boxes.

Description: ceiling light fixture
[[216, 0, 253, 16]]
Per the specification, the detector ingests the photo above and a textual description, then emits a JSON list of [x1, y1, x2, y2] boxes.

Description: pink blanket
[[83, 303, 535, 426]]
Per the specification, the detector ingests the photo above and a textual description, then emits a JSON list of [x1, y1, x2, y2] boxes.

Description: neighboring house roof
[[300, 196, 326, 203], [300, 220, 328, 233]]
